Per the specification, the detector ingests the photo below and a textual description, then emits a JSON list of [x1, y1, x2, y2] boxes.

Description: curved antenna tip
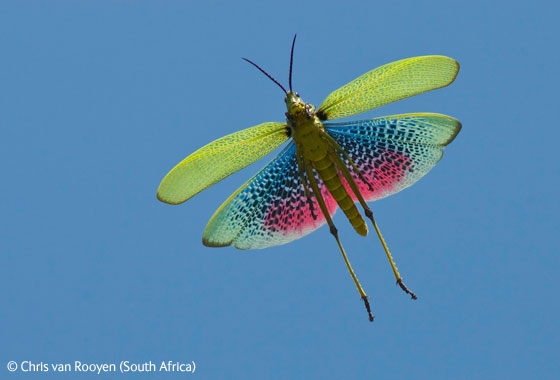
[[289, 35, 297, 92]]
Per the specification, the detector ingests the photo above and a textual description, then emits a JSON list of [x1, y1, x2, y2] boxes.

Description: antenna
[[242, 57, 287, 94], [289, 34, 297, 92]]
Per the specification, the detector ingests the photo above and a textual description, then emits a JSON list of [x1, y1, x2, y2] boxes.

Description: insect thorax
[[285, 92, 328, 160]]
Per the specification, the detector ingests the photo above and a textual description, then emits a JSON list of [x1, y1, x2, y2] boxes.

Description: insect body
[[157, 36, 461, 321], [287, 91, 368, 236]]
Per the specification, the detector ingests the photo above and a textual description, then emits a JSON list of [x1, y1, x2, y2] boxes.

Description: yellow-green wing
[[157, 122, 288, 204], [317, 56, 459, 120]]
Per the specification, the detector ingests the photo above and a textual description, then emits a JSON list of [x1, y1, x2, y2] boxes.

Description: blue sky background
[[2, 1, 559, 379]]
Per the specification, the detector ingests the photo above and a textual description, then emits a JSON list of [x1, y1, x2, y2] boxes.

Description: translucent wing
[[203, 142, 338, 249], [157, 122, 288, 204], [325, 113, 461, 202], [317, 56, 459, 120]]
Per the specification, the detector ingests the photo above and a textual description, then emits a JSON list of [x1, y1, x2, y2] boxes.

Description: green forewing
[[317, 56, 459, 120], [157, 122, 288, 204]]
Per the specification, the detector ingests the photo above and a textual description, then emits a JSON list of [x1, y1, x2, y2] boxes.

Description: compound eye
[[295, 92, 299, 97]]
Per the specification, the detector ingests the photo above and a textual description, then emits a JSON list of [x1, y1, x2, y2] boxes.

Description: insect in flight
[[157, 35, 461, 322]]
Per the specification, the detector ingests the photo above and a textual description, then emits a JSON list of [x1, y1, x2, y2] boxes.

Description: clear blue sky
[[2, 1, 558, 379]]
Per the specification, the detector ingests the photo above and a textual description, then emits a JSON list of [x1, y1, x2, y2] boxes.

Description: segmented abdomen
[[312, 154, 367, 236]]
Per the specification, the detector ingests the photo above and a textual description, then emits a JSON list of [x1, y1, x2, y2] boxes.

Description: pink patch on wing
[[261, 150, 410, 235], [342, 150, 412, 202], [262, 183, 337, 236]]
